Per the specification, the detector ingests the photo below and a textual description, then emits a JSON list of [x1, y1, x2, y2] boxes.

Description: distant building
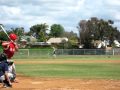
[[31, 42, 49, 45], [20, 35, 37, 48], [20, 35, 37, 42], [47, 37, 68, 44]]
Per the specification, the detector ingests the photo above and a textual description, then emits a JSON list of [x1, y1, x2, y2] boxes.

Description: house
[[47, 37, 68, 44], [20, 35, 37, 43], [20, 35, 37, 48]]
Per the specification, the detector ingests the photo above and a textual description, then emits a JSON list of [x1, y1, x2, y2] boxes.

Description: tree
[[78, 20, 92, 48], [50, 24, 64, 37], [62, 31, 78, 48], [63, 31, 78, 43], [9, 27, 25, 36], [30, 23, 49, 42], [78, 17, 120, 48], [0, 31, 8, 41]]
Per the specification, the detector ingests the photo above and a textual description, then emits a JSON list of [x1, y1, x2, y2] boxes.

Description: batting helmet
[[9, 33, 17, 40]]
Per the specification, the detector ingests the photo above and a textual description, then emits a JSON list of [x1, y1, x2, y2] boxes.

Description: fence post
[[28, 49, 30, 56], [73, 49, 74, 55], [113, 49, 114, 56], [84, 49, 85, 55], [95, 49, 97, 55], [62, 49, 63, 55]]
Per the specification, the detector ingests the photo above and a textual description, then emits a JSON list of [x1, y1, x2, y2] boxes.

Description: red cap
[[9, 33, 17, 40]]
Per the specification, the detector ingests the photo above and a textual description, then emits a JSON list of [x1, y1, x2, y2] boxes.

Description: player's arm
[[14, 42, 19, 51], [2, 41, 10, 50]]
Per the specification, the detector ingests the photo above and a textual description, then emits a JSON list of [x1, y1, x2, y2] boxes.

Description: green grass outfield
[[15, 55, 120, 79]]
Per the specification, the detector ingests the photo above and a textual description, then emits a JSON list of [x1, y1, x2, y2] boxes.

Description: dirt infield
[[0, 60, 120, 90], [15, 59, 120, 64], [0, 76, 120, 90]]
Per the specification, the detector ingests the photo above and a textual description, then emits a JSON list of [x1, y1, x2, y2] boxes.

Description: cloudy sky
[[0, 0, 120, 34]]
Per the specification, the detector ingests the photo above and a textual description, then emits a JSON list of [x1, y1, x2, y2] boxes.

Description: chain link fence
[[56, 49, 120, 55], [13, 48, 120, 59]]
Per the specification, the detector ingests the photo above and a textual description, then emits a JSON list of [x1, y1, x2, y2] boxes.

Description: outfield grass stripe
[[16, 63, 120, 79]]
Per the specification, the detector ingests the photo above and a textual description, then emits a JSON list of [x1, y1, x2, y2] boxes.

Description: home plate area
[[0, 76, 120, 90]]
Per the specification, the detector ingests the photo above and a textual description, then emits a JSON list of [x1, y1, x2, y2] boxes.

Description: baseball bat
[[0, 25, 12, 41]]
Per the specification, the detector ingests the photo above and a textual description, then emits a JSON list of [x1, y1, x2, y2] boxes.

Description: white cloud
[[111, 10, 120, 20], [0, 0, 120, 33], [105, 0, 120, 6], [0, 6, 22, 19]]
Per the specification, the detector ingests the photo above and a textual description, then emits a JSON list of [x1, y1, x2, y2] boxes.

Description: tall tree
[[50, 24, 64, 37], [78, 17, 120, 48], [30, 23, 49, 42], [78, 20, 93, 44]]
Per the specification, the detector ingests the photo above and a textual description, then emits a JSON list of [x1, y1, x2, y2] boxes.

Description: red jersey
[[2, 41, 18, 59]]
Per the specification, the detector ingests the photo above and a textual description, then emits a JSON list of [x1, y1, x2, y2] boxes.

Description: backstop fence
[[12, 48, 120, 59]]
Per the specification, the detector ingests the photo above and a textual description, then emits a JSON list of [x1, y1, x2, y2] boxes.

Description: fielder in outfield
[[1, 33, 19, 83]]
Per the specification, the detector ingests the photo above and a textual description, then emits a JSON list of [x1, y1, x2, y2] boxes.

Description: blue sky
[[0, 0, 120, 34]]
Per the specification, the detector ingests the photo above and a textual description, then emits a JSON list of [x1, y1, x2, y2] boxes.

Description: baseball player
[[52, 47, 56, 58], [1, 33, 19, 82], [0, 53, 12, 88]]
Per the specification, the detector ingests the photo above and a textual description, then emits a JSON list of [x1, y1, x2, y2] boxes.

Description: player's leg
[[0, 75, 5, 83], [7, 59, 17, 82], [0, 75, 6, 87], [0, 75, 12, 88]]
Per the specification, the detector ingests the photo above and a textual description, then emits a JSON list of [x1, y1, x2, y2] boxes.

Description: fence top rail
[[19, 48, 120, 50]]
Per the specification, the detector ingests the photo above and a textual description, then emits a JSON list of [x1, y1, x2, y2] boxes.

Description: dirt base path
[[0, 76, 120, 90], [15, 59, 120, 64]]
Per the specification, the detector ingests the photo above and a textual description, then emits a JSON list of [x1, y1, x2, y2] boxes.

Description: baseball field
[[0, 55, 120, 90]]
